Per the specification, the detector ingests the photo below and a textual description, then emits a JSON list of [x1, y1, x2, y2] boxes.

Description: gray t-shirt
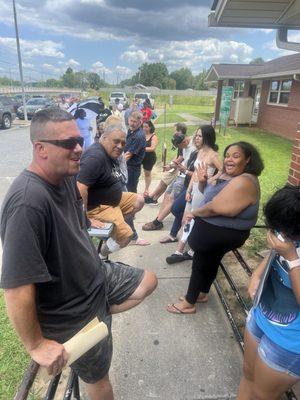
[[0, 170, 106, 342]]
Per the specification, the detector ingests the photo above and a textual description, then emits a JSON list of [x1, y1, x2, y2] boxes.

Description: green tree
[[169, 68, 194, 90], [249, 57, 265, 65], [45, 78, 63, 88], [62, 67, 76, 88], [138, 62, 169, 88], [164, 77, 176, 90], [86, 72, 101, 90], [194, 69, 208, 90]]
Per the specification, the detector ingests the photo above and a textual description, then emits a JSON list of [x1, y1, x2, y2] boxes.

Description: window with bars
[[268, 79, 292, 105], [233, 81, 244, 99]]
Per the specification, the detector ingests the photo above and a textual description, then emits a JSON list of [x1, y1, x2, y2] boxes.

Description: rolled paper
[[37, 318, 108, 384]]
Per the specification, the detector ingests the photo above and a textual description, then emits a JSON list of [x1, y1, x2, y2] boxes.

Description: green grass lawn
[[154, 124, 292, 254], [166, 104, 214, 114], [0, 293, 30, 400], [155, 113, 186, 124], [155, 105, 214, 124]]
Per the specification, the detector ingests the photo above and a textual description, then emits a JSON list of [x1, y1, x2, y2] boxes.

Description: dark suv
[[0, 96, 16, 129]]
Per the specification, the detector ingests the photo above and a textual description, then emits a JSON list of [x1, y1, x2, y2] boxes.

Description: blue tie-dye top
[[254, 243, 300, 353]]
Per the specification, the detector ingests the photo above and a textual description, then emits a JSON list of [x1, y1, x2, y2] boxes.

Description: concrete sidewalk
[[107, 201, 243, 399]]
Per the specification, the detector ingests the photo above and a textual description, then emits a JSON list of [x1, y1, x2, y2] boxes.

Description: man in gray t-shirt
[[0, 108, 157, 398]]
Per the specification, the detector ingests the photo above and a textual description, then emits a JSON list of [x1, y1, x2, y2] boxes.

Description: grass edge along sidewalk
[[0, 125, 292, 400]]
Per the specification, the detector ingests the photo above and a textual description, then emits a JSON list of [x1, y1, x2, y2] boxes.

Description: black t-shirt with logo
[[97, 108, 112, 123], [77, 143, 123, 208], [0, 171, 106, 342]]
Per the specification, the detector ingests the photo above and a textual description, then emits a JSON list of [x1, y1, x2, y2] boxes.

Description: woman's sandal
[[178, 295, 208, 303], [159, 236, 178, 244], [166, 303, 196, 314]]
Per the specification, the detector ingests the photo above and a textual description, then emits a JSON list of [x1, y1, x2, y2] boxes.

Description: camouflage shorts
[[71, 260, 144, 384]]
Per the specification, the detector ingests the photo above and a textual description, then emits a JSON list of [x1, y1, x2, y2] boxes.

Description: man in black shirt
[[0, 108, 157, 400], [77, 123, 145, 257]]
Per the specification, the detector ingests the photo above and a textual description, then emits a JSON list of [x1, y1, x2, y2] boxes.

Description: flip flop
[[130, 238, 151, 246], [159, 236, 178, 244], [166, 303, 196, 314], [178, 295, 208, 304]]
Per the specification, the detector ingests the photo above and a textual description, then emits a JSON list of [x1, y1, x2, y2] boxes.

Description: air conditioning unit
[[234, 97, 254, 126]]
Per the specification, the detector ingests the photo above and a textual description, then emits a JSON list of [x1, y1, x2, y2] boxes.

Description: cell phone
[[184, 223, 190, 233], [275, 230, 285, 242]]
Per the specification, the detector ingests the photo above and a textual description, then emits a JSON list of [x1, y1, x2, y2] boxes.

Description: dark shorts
[[71, 260, 144, 384], [142, 152, 157, 171]]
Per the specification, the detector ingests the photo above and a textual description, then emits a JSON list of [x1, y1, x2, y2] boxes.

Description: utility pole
[[12, 0, 27, 120], [9, 67, 12, 92]]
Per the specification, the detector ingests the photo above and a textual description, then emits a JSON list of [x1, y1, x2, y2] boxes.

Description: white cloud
[[258, 29, 274, 34], [121, 50, 149, 64], [115, 65, 132, 75], [121, 39, 253, 71], [263, 39, 298, 56], [65, 58, 80, 69], [0, 37, 64, 58], [289, 32, 300, 43], [91, 61, 111, 75], [22, 62, 34, 68], [42, 63, 61, 73]]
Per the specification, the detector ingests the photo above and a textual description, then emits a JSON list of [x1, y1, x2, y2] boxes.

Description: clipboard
[[253, 250, 276, 308]]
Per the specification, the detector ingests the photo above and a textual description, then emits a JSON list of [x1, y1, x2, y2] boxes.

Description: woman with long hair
[[160, 125, 222, 245], [142, 120, 158, 197], [167, 141, 264, 313]]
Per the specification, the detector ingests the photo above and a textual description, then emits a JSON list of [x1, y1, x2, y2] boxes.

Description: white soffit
[[209, 0, 300, 29]]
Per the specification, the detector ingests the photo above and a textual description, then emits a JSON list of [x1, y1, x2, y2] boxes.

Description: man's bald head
[[30, 108, 74, 143]]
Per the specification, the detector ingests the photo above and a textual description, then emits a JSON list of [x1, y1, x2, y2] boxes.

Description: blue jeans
[[246, 308, 300, 378], [170, 188, 187, 238], [127, 165, 141, 193]]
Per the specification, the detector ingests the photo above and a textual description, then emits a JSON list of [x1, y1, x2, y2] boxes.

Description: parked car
[[11, 94, 31, 112], [0, 95, 16, 129], [108, 92, 129, 109], [134, 92, 155, 109], [17, 97, 56, 120]]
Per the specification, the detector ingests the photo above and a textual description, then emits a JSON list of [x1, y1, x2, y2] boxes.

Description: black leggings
[[186, 218, 250, 304]]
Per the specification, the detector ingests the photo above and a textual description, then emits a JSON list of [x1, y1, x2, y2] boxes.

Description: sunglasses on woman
[[39, 136, 84, 150]]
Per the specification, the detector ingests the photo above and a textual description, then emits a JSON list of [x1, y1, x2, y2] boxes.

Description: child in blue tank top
[[237, 185, 300, 400]]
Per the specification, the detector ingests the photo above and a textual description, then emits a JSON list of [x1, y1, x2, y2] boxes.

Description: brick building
[[207, 53, 300, 186], [206, 53, 300, 141]]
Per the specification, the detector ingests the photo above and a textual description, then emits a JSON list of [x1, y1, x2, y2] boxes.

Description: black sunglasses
[[39, 136, 84, 150]]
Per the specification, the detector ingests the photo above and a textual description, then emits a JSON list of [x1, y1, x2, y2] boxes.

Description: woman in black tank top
[[142, 120, 158, 197]]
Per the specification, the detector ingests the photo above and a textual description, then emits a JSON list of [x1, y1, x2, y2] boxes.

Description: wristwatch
[[283, 258, 300, 270]]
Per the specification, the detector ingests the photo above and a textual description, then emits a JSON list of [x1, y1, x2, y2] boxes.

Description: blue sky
[[0, 0, 298, 83]]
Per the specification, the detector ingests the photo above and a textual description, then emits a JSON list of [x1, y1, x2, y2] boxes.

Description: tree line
[[120, 62, 210, 90], [0, 58, 264, 90]]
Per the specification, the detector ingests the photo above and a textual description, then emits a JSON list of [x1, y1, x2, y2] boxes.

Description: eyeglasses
[[39, 136, 84, 150]]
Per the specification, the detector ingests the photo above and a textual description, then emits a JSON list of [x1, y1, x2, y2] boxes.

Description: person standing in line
[[124, 111, 146, 193], [142, 120, 158, 198], [0, 108, 157, 400], [74, 108, 92, 150], [141, 99, 152, 122]]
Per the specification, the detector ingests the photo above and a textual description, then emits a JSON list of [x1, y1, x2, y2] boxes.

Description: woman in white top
[[161, 125, 222, 254]]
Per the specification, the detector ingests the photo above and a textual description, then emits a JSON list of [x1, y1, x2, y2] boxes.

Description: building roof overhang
[[209, 0, 300, 29]]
